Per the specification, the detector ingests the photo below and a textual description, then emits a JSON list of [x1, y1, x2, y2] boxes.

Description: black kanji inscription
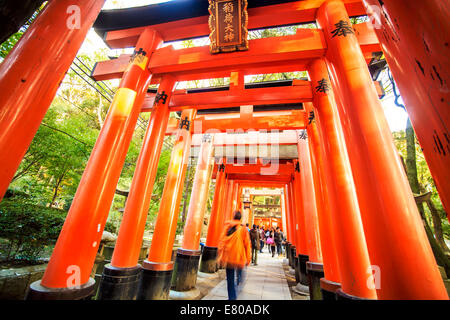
[[331, 20, 354, 38]]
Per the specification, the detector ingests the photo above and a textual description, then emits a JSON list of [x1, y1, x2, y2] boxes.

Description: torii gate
[[0, 0, 447, 301]]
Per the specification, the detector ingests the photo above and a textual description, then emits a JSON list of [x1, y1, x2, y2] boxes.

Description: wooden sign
[[208, 0, 248, 54]]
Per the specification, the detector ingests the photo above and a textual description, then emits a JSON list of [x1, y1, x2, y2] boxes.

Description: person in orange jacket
[[217, 210, 251, 300]]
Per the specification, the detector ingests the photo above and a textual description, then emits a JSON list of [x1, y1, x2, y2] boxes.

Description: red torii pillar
[[224, 179, 235, 221], [288, 181, 302, 274], [97, 76, 176, 300], [363, 0, 450, 219], [309, 58, 369, 300], [0, 0, 105, 202], [27, 28, 163, 300], [298, 124, 327, 300], [201, 161, 227, 273], [138, 109, 196, 300], [317, 0, 448, 299], [283, 185, 293, 263], [172, 134, 214, 293], [232, 182, 240, 217], [295, 137, 323, 296], [280, 188, 289, 243]]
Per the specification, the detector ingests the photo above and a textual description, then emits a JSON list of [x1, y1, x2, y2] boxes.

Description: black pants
[[271, 245, 275, 257]]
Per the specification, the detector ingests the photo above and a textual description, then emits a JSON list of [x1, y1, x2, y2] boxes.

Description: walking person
[[275, 227, 282, 256], [249, 224, 260, 265], [265, 228, 271, 253], [217, 210, 252, 300], [266, 228, 276, 257], [259, 226, 265, 253]]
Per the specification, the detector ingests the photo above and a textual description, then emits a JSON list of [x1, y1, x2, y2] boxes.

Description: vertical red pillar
[[0, 0, 105, 201], [291, 171, 307, 255], [138, 108, 196, 300], [181, 135, 214, 251], [309, 58, 365, 298], [224, 179, 235, 221], [232, 182, 240, 217], [280, 188, 289, 242], [287, 181, 301, 274], [201, 160, 226, 273], [303, 102, 339, 299], [287, 182, 298, 249], [173, 134, 214, 291], [98, 76, 176, 300], [27, 28, 163, 300], [296, 135, 323, 264], [318, 0, 447, 299], [363, 0, 450, 218], [110, 76, 176, 269]]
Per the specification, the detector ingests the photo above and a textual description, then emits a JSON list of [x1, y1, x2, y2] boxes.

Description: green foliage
[[0, 32, 22, 59], [0, 198, 66, 263], [104, 220, 117, 234], [392, 129, 449, 240]]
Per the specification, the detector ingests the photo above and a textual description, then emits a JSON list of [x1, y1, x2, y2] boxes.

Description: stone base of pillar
[[97, 264, 142, 300], [336, 288, 370, 300], [137, 260, 173, 300], [169, 287, 201, 300], [286, 242, 291, 262], [26, 278, 96, 300], [306, 262, 324, 300], [289, 245, 296, 269], [294, 255, 300, 283], [199, 246, 218, 273], [320, 278, 341, 301], [172, 249, 201, 292], [298, 254, 309, 286], [293, 283, 310, 296]]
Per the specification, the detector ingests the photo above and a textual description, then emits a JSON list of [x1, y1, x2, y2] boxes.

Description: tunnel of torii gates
[[0, 0, 448, 301]]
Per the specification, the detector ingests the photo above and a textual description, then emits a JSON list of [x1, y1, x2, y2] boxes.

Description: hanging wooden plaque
[[208, 0, 248, 54]]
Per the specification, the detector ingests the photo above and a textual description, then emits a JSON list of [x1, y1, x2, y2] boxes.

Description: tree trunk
[[404, 118, 450, 276], [405, 118, 421, 193], [426, 199, 450, 254], [49, 169, 67, 208]]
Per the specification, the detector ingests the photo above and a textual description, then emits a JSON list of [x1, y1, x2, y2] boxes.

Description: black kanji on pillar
[[308, 111, 315, 124], [179, 116, 191, 130], [219, 163, 226, 172], [331, 20, 354, 37], [295, 161, 300, 173], [155, 91, 168, 105], [315, 78, 330, 93], [130, 47, 147, 62], [298, 129, 308, 140]]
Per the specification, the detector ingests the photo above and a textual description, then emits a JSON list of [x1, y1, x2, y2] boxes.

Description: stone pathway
[[202, 251, 292, 300]]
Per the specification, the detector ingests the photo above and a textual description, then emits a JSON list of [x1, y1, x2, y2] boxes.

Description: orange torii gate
[[0, 0, 447, 301]]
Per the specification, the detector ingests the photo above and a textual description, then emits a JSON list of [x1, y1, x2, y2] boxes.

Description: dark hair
[[233, 210, 242, 220], [246, 223, 249, 227], [253, 224, 257, 229]]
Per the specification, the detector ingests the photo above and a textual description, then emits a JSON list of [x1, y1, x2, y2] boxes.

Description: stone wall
[[0, 264, 47, 300]]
